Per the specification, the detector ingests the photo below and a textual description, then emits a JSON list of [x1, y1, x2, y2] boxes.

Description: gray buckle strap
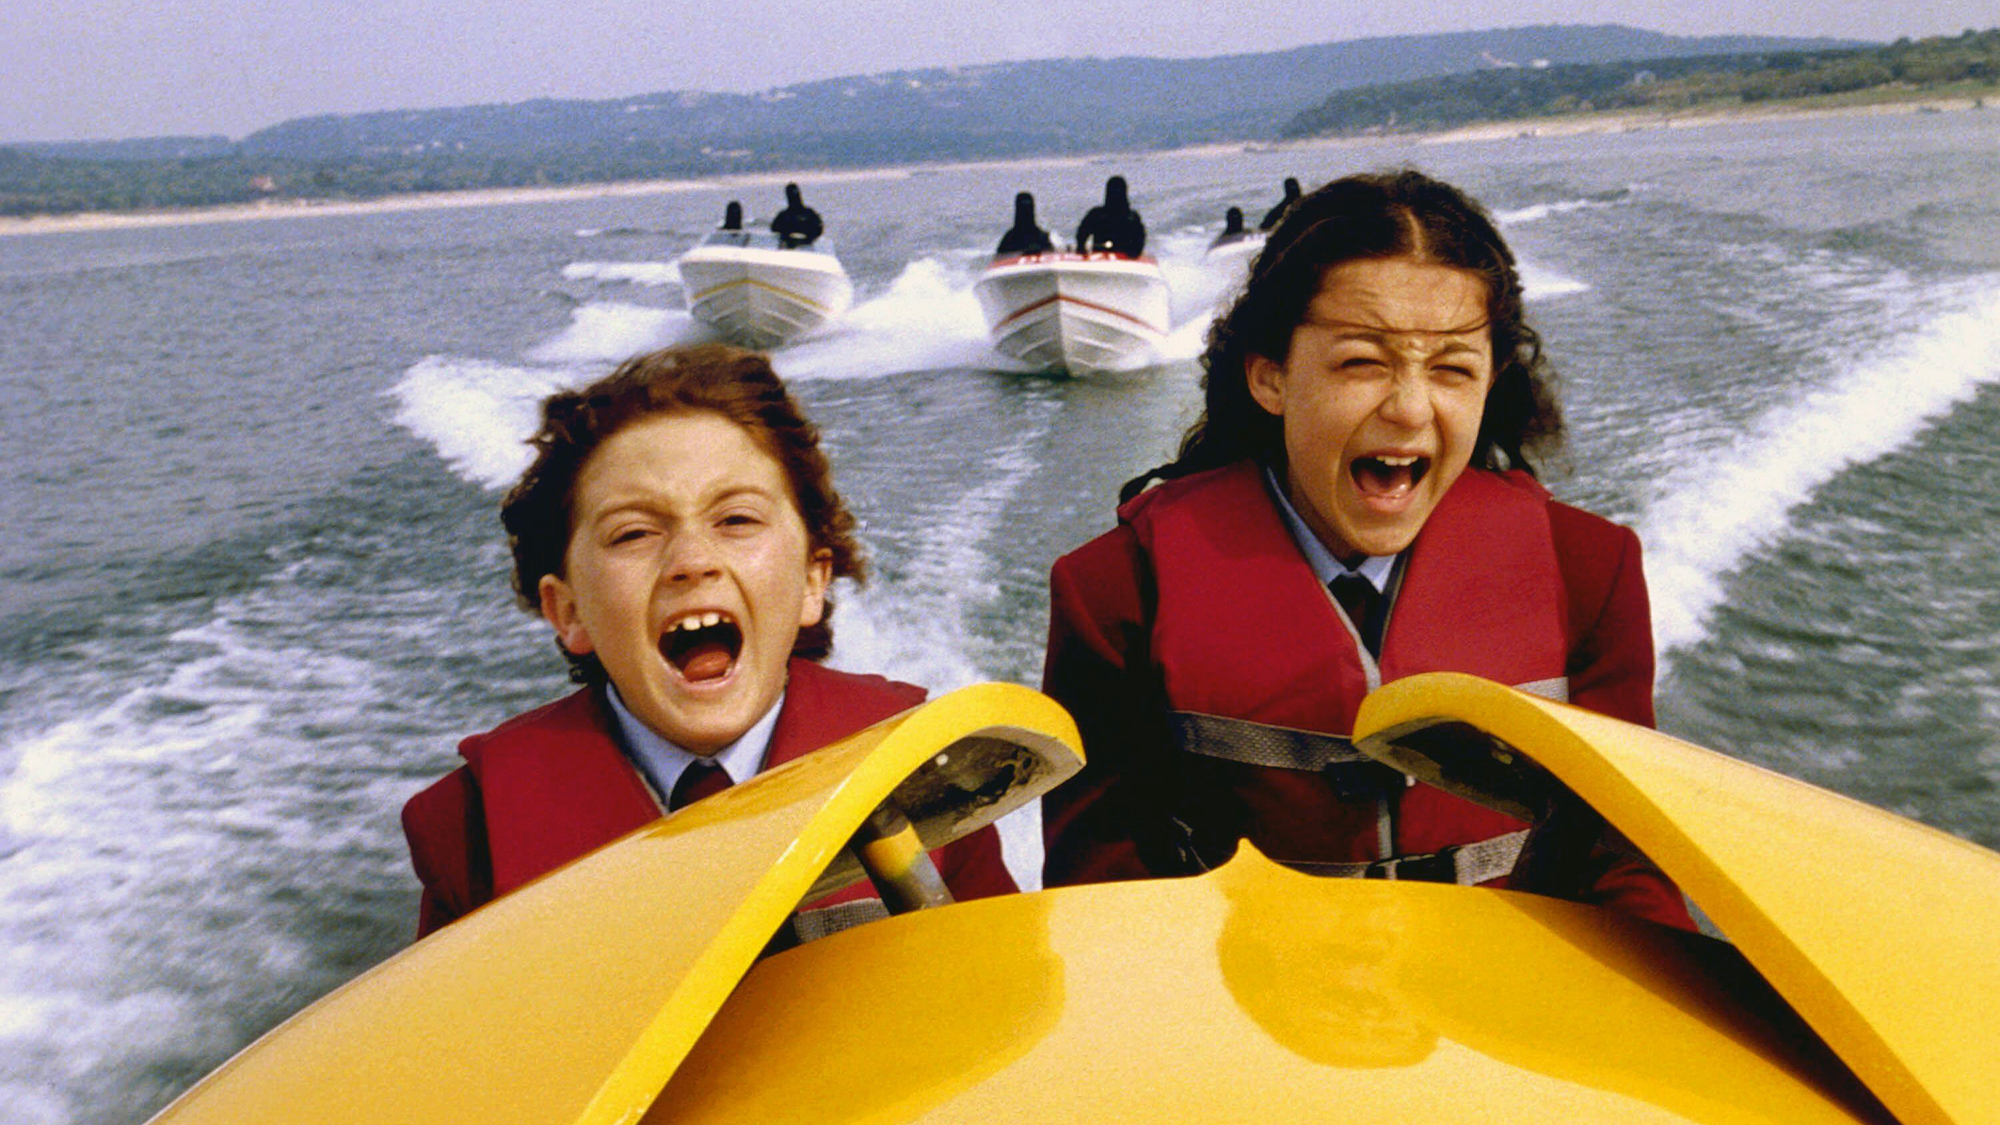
[[791, 898, 890, 944], [1173, 711, 1370, 771], [1171, 677, 1567, 774], [1279, 829, 1529, 885], [1172, 711, 1402, 801], [1280, 857, 1376, 879], [1449, 829, 1531, 884]]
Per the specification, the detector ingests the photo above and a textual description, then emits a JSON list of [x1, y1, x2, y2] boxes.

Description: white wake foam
[[1496, 195, 1618, 226], [0, 569, 444, 1125], [1137, 312, 1219, 368], [1520, 261, 1590, 300], [825, 388, 1064, 888], [389, 356, 574, 488], [526, 300, 707, 366], [1157, 229, 1245, 321], [1112, 229, 1257, 369], [826, 387, 1059, 689], [561, 260, 682, 286], [775, 258, 997, 380], [1640, 277, 2000, 653]]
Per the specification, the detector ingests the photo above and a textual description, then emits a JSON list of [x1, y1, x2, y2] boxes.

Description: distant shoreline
[[0, 143, 1243, 239], [1408, 89, 1990, 145], [0, 95, 1985, 239]]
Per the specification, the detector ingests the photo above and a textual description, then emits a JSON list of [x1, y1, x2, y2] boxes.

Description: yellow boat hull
[[1356, 673, 2000, 1125], [659, 844, 1885, 1124], [144, 676, 2000, 1125], [144, 683, 1082, 1125]]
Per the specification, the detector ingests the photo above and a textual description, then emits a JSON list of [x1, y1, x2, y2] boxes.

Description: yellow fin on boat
[[1354, 672, 2000, 1125], [144, 683, 1082, 1125]]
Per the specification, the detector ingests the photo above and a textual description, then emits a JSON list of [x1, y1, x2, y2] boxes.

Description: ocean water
[[2, 108, 1998, 1123]]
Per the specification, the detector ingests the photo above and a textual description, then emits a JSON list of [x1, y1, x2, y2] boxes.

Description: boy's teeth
[[1376, 455, 1418, 466], [700, 612, 721, 627]]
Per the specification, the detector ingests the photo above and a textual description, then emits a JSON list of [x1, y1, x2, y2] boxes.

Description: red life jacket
[[403, 658, 1014, 938], [1122, 462, 1568, 877], [459, 657, 922, 897]]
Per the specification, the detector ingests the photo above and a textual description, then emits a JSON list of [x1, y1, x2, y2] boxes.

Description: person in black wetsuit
[[771, 183, 823, 248], [712, 200, 753, 245], [1209, 206, 1251, 249], [1074, 176, 1146, 257], [996, 192, 1055, 256], [1259, 177, 1303, 231]]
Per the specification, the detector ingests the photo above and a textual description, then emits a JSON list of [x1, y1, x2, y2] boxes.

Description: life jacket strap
[[1170, 676, 1570, 773], [1173, 711, 1369, 770], [1173, 711, 1405, 801], [1280, 829, 1530, 886]]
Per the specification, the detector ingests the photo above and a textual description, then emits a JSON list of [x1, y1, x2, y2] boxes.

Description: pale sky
[[5, 0, 1995, 142]]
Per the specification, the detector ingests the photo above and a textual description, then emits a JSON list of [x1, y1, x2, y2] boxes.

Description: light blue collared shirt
[[605, 684, 784, 809], [1265, 467, 1398, 592]]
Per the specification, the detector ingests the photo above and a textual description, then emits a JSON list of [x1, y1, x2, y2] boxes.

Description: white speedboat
[[973, 251, 1171, 376], [677, 230, 853, 349]]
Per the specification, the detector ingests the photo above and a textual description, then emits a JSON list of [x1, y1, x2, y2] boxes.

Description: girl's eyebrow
[[1309, 323, 1493, 364], [1305, 316, 1492, 337]]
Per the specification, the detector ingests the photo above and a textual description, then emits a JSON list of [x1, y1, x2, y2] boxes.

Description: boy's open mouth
[[1350, 454, 1430, 500], [660, 612, 743, 683]]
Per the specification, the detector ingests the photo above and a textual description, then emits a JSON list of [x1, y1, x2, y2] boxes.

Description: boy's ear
[[1246, 354, 1287, 417], [798, 549, 833, 629], [538, 575, 594, 656]]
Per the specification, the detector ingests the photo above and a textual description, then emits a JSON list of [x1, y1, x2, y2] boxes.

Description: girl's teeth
[[700, 612, 721, 628]]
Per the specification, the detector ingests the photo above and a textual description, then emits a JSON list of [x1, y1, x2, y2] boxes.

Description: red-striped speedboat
[[973, 251, 1171, 376]]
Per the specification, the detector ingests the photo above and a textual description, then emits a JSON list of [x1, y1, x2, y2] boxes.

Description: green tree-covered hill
[[2, 25, 1862, 217], [1282, 28, 1998, 137]]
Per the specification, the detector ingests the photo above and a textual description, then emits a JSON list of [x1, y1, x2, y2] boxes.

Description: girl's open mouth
[[1350, 454, 1430, 500], [661, 613, 743, 683]]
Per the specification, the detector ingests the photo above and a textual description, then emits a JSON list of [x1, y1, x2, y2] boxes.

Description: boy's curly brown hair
[[502, 345, 863, 682]]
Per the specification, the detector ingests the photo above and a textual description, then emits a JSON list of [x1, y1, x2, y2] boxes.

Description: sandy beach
[[0, 141, 1265, 239], [0, 95, 1986, 239], [1412, 91, 1991, 145]]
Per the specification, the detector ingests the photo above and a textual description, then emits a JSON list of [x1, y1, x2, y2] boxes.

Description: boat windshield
[[696, 229, 838, 254]]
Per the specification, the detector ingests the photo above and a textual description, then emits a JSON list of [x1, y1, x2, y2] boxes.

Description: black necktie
[[1330, 574, 1382, 657], [669, 760, 733, 811]]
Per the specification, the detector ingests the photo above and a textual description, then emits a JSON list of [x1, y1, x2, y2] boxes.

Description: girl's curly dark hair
[[1122, 169, 1563, 503]]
